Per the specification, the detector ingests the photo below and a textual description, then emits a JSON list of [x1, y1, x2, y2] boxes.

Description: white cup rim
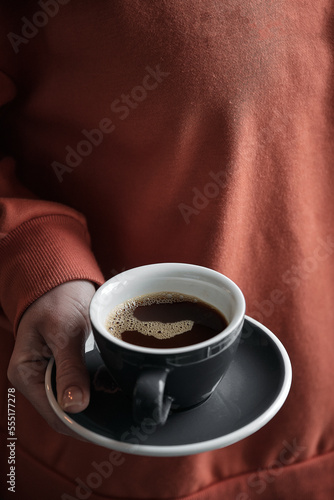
[[90, 263, 246, 355]]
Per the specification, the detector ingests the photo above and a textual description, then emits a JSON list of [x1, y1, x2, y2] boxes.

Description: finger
[[53, 327, 91, 413], [7, 333, 74, 435]]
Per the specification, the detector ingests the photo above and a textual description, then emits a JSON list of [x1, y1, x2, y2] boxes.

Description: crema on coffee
[[105, 292, 228, 349]]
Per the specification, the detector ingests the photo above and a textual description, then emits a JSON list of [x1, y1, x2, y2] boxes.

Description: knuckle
[[7, 353, 21, 385], [7, 362, 17, 386], [44, 306, 88, 339], [56, 357, 84, 383]]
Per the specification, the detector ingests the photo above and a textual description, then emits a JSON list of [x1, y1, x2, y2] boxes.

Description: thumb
[[54, 328, 91, 413]]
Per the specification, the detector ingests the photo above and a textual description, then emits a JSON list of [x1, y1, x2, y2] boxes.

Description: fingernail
[[61, 386, 84, 410]]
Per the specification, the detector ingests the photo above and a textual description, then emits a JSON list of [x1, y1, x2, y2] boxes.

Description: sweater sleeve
[[0, 71, 105, 334]]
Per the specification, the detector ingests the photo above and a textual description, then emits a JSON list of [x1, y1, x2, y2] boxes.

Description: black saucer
[[45, 316, 292, 457]]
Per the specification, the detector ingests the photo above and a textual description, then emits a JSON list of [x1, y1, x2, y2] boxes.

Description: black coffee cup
[[90, 263, 245, 426]]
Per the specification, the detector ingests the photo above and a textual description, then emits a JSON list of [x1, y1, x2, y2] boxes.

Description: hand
[[7, 280, 96, 435]]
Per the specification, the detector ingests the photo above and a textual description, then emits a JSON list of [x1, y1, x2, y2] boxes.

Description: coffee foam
[[105, 292, 198, 340]]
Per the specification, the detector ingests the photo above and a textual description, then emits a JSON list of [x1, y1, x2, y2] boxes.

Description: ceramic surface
[[45, 316, 292, 457]]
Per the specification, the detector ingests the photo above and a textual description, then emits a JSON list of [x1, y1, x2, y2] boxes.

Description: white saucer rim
[[45, 315, 292, 457]]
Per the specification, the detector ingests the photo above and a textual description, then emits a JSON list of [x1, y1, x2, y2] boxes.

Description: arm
[[0, 71, 104, 432]]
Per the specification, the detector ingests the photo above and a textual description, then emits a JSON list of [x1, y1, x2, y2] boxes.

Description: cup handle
[[133, 368, 173, 426]]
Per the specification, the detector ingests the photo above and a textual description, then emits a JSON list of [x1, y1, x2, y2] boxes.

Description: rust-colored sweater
[[1, 1, 334, 499]]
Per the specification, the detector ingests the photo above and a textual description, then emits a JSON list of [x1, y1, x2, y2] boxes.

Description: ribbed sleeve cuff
[[0, 214, 105, 333]]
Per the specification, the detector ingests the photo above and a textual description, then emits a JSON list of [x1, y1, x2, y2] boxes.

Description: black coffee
[[105, 292, 228, 349]]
